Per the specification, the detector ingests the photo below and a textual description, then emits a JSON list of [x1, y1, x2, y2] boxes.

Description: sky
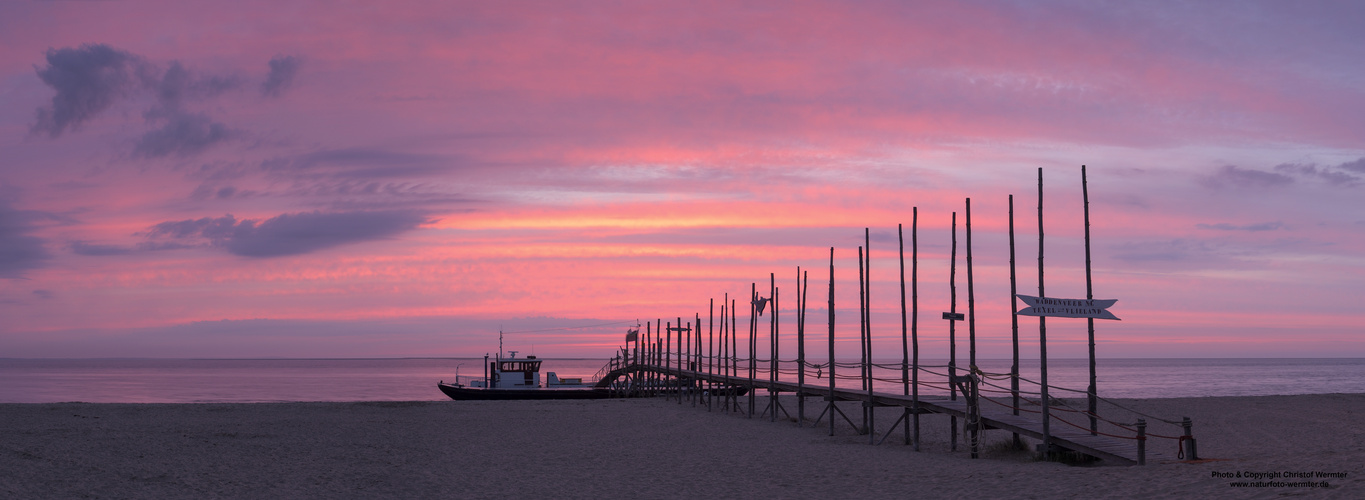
[[1, 1, 1361, 359]]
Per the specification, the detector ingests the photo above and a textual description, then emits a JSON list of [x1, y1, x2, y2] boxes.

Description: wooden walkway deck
[[598, 363, 1170, 466]]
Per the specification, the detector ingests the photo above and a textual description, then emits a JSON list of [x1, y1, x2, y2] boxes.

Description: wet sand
[[2, 394, 1361, 498]]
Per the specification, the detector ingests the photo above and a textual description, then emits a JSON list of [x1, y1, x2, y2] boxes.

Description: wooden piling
[[967, 198, 979, 459], [950, 211, 958, 452], [1008, 194, 1022, 449], [1038, 167, 1052, 458], [912, 207, 921, 451], [899, 223, 910, 446], [827, 247, 837, 437], [865, 228, 875, 444], [708, 299, 715, 411], [858, 245, 869, 436], [1136, 419, 1147, 466], [749, 284, 757, 418], [1082, 165, 1098, 435], [798, 268, 808, 427], [770, 273, 777, 422]]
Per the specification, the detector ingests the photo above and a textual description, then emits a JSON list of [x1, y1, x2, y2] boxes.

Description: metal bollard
[[1182, 416, 1198, 461]]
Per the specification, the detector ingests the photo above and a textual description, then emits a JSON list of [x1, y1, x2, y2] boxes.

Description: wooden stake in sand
[[967, 197, 979, 459], [948, 211, 959, 452], [899, 223, 910, 446], [1038, 167, 1052, 458], [912, 207, 920, 451], [1008, 194, 1022, 449], [1082, 165, 1098, 435]]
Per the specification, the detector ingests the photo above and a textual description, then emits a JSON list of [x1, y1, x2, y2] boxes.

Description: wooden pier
[[584, 168, 1199, 466], [592, 360, 1185, 466]]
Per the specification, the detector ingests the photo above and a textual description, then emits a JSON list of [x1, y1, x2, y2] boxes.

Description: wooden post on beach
[[681, 320, 687, 403], [656, 319, 663, 397], [899, 223, 910, 446], [731, 297, 738, 414], [1008, 194, 1022, 448], [720, 299, 728, 411], [1038, 168, 1053, 459], [864, 228, 875, 444], [949, 211, 959, 452], [798, 267, 808, 427], [858, 245, 869, 436], [697, 313, 703, 406], [1082, 165, 1098, 435], [826, 247, 837, 437], [665, 321, 673, 401], [708, 301, 715, 411], [770, 273, 777, 422], [749, 284, 757, 418], [1136, 419, 1147, 465], [912, 208, 921, 451], [967, 197, 979, 459]]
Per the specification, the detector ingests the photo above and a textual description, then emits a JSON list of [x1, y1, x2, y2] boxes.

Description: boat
[[437, 351, 611, 400]]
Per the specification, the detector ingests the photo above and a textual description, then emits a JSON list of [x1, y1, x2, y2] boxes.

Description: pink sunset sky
[[1, 1, 1361, 359]]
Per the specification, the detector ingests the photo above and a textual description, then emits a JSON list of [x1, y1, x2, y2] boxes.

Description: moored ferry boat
[[437, 351, 610, 400]]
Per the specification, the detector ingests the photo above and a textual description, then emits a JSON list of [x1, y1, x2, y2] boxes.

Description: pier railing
[[592, 350, 1197, 465]]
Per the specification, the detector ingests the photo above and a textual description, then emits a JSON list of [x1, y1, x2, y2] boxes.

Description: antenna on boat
[[499, 329, 504, 359]]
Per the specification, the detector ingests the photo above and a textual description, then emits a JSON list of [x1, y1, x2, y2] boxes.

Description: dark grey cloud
[[1340, 158, 1365, 174], [261, 148, 450, 178], [1195, 221, 1283, 232], [32, 289, 54, 300], [1274, 162, 1361, 187], [133, 112, 236, 158], [69, 240, 133, 256], [30, 44, 141, 137], [0, 201, 50, 278], [261, 55, 302, 98], [30, 45, 293, 158], [1201, 165, 1294, 189], [144, 210, 431, 257]]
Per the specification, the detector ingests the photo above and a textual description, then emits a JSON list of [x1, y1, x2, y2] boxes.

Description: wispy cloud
[[144, 210, 432, 257], [1196, 221, 1284, 232], [0, 201, 51, 278], [1200, 165, 1294, 190]]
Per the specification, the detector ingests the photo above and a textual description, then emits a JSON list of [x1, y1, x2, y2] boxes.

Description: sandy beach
[[2, 394, 1361, 499]]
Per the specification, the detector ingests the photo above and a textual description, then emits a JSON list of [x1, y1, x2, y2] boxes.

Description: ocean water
[[1, 357, 1362, 404]]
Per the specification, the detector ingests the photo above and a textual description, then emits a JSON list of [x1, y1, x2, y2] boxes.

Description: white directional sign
[[1015, 295, 1120, 320]]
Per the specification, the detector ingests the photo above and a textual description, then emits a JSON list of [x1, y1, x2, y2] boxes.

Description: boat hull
[[437, 382, 611, 400]]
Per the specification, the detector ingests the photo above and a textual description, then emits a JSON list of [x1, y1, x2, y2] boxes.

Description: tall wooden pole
[[899, 223, 910, 446], [1008, 194, 1022, 449], [911, 207, 920, 451], [1082, 165, 1098, 435], [865, 228, 875, 444], [967, 198, 979, 458], [656, 319, 662, 397], [858, 245, 869, 435], [798, 268, 808, 427], [731, 297, 738, 413], [748, 283, 757, 418], [770, 272, 777, 422], [645, 321, 652, 396], [967, 200, 976, 375], [827, 247, 837, 437], [709, 299, 714, 411], [949, 211, 958, 452], [1038, 167, 1052, 458]]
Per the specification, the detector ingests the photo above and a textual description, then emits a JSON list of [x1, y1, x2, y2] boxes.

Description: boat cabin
[[471, 351, 543, 389]]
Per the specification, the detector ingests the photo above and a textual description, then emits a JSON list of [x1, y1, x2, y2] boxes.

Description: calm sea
[[1, 357, 1362, 403]]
